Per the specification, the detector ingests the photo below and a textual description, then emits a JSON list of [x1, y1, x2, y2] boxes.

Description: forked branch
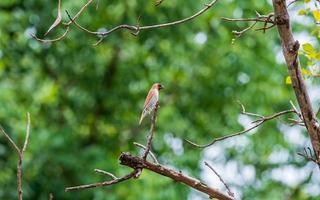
[[185, 102, 297, 148], [33, 0, 219, 44], [0, 113, 31, 200], [66, 153, 234, 200]]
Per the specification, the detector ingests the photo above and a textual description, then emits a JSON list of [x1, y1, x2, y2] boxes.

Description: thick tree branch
[[122, 153, 233, 200], [272, 0, 320, 164], [66, 153, 233, 200]]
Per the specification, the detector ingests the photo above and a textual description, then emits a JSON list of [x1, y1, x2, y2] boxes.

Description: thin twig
[[31, 27, 70, 43], [94, 169, 118, 180], [297, 147, 320, 164], [65, 170, 139, 191], [133, 142, 159, 164], [64, 0, 94, 26], [0, 126, 20, 154], [22, 112, 31, 153], [204, 162, 234, 198], [221, 17, 273, 23], [232, 22, 258, 37]]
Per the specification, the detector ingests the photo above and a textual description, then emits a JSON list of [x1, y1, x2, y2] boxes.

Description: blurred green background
[[0, 0, 320, 199]]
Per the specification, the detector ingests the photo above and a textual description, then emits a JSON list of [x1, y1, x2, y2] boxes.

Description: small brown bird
[[139, 83, 164, 125]]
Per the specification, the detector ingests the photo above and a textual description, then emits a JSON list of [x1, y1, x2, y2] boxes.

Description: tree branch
[[222, 12, 275, 37], [205, 162, 234, 198], [272, 0, 320, 165], [94, 169, 118, 180], [133, 142, 159, 164], [0, 113, 31, 200], [122, 153, 233, 200], [33, 0, 219, 44], [185, 102, 296, 148], [65, 169, 140, 191], [65, 152, 234, 199], [142, 103, 159, 160]]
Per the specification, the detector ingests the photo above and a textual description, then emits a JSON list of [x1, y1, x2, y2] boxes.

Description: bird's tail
[[139, 113, 145, 125]]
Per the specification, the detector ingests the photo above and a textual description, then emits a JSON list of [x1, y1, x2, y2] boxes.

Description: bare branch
[[44, 0, 62, 36], [297, 147, 320, 164], [65, 152, 234, 200], [222, 12, 275, 37], [0, 126, 20, 155], [232, 22, 257, 38], [34, 0, 219, 43], [0, 113, 32, 200], [64, 0, 94, 26], [120, 153, 234, 200], [142, 103, 159, 160], [31, 27, 70, 43], [133, 142, 159, 164], [185, 103, 296, 148], [65, 169, 139, 192], [22, 112, 31, 153], [204, 162, 234, 198], [237, 100, 264, 119], [94, 169, 118, 180]]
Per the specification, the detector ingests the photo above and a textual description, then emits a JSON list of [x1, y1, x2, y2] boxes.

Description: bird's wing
[[139, 89, 158, 124]]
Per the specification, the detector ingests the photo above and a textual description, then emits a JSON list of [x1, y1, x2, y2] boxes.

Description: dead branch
[[33, 0, 219, 44], [94, 169, 118, 180], [222, 12, 275, 37], [0, 113, 31, 200], [133, 142, 159, 164], [66, 153, 234, 200], [185, 102, 297, 148], [205, 162, 234, 198], [142, 103, 159, 160], [66, 169, 140, 191], [297, 147, 320, 164]]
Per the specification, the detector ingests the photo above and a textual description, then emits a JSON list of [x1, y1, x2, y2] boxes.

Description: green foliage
[[0, 0, 319, 200]]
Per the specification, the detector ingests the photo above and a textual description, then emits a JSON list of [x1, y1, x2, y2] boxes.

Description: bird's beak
[[160, 84, 164, 90]]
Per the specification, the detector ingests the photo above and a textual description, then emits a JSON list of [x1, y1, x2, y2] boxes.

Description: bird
[[139, 83, 164, 125]]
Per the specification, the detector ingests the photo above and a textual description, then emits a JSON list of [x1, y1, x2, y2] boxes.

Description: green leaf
[[304, 0, 311, 2], [285, 76, 292, 84]]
